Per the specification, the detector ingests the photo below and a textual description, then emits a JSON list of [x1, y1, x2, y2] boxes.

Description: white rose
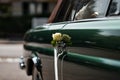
[[52, 33, 62, 41]]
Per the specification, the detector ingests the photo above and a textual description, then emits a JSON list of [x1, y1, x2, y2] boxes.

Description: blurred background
[[0, 0, 56, 40], [0, 0, 57, 80]]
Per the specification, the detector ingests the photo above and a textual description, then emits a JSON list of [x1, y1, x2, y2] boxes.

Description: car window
[[107, 0, 120, 16], [49, 0, 117, 23], [69, 0, 110, 20]]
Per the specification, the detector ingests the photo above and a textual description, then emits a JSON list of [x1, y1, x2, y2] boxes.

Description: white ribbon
[[54, 48, 59, 80]]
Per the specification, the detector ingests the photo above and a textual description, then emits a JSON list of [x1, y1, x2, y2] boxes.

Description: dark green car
[[19, 0, 120, 80]]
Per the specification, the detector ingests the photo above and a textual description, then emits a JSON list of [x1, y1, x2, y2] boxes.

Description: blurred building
[[0, 0, 57, 17], [0, 0, 57, 38]]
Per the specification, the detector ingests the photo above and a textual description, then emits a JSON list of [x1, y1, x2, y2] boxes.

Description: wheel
[[32, 65, 42, 80]]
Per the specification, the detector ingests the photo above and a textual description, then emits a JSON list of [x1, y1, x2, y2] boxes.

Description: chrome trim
[[19, 56, 25, 69]]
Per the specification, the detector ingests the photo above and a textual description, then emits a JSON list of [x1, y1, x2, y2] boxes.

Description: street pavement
[[0, 42, 32, 80]]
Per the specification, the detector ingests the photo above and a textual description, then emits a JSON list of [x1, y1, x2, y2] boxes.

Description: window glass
[[70, 0, 110, 20], [108, 0, 120, 16], [69, 0, 90, 20]]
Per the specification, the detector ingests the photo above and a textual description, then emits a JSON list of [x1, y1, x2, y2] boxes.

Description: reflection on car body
[[19, 0, 120, 80]]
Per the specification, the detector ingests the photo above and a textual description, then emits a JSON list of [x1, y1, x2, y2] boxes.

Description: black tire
[[32, 65, 42, 80]]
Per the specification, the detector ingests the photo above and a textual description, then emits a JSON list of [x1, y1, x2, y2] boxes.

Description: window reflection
[[71, 0, 110, 20], [59, 0, 120, 22], [108, 0, 120, 16]]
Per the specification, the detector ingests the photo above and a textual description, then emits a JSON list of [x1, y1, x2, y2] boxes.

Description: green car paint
[[24, 44, 120, 72], [24, 18, 120, 72], [24, 18, 120, 50]]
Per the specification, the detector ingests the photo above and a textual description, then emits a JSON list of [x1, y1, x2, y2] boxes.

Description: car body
[[20, 0, 120, 80]]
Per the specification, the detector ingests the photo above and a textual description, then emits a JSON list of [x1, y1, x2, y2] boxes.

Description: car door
[[59, 0, 120, 80], [60, 20, 120, 80]]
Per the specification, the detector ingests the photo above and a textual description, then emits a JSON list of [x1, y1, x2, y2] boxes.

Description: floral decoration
[[51, 32, 72, 47]]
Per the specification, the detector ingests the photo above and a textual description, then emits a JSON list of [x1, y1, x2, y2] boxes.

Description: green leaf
[[51, 40, 56, 47]]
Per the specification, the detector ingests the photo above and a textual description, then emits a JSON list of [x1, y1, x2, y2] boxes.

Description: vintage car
[[19, 0, 120, 80]]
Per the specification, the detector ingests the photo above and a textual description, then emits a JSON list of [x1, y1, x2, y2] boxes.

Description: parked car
[[19, 0, 120, 80]]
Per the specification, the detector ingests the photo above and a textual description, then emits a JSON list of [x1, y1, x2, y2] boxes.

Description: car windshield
[[70, 0, 110, 20]]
